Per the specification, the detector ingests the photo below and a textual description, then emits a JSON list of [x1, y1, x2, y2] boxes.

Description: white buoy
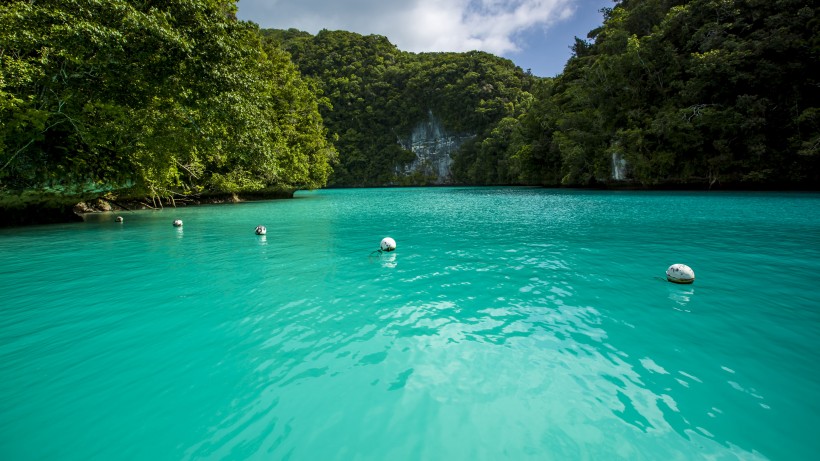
[[255, 225, 267, 235], [380, 237, 396, 252], [667, 264, 695, 284], [115, 216, 123, 223], [173, 219, 183, 227]]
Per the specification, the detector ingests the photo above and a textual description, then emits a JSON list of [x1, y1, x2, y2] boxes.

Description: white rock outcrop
[[397, 111, 473, 184]]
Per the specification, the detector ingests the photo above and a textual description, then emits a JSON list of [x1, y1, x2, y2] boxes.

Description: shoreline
[[3, 182, 819, 228], [0, 189, 296, 228]]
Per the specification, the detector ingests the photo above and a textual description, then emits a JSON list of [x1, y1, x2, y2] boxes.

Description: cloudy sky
[[236, 0, 613, 77]]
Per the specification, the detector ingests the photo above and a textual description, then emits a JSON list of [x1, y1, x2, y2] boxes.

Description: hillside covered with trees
[[1, 0, 335, 223], [263, 28, 537, 186], [267, 0, 819, 189], [515, 0, 820, 188]]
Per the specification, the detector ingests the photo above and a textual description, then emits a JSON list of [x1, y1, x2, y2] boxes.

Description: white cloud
[[237, 0, 576, 55]]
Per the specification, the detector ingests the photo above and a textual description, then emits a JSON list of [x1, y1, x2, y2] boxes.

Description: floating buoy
[[255, 225, 267, 235], [115, 216, 123, 223], [667, 264, 695, 284], [380, 237, 396, 252], [173, 219, 183, 227]]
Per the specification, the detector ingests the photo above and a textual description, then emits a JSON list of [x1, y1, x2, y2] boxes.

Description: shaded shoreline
[[0, 189, 295, 228], [3, 181, 819, 228]]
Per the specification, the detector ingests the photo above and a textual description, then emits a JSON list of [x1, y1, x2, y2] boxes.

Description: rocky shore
[[1, 189, 295, 228]]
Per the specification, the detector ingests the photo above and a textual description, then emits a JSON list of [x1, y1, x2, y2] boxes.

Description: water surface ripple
[[1, 188, 818, 460]]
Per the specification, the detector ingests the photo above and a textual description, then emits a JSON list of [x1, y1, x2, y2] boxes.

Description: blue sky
[[236, 0, 614, 77]]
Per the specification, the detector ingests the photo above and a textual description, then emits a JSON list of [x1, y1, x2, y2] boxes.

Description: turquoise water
[[1, 187, 819, 460]]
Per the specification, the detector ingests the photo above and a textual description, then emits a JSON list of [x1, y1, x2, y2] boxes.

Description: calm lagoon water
[[1, 187, 819, 460]]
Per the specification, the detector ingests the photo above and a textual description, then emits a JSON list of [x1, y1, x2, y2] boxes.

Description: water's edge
[[7, 182, 820, 228], [0, 189, 295, 227]]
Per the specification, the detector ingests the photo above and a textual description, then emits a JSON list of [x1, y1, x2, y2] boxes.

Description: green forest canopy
[[2, 0, 818, 218], [263, 27, 538, 186], [527, 0, 820, 188], [267, 0, 819, 188], [1, 0, 335, 210]]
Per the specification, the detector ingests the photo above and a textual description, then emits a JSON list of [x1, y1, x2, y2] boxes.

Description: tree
[[267, 29, 538, 186], [1, 0, 335, 211], [519, 0, 820, 187]]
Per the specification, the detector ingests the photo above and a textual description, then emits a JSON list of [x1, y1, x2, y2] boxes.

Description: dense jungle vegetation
[[1, 0, 336, 214], [1, 0, 819, 223], [267, 0, 819, 188], [525, 0, 820, 188], [263, 28, 537, 186]]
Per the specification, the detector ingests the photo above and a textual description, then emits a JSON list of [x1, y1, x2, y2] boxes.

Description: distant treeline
[[2, 0, 818, 219]]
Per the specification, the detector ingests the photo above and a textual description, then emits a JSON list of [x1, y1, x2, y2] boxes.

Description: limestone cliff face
[[612, 151, 628, 181], [397, 111, 473, 184]]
